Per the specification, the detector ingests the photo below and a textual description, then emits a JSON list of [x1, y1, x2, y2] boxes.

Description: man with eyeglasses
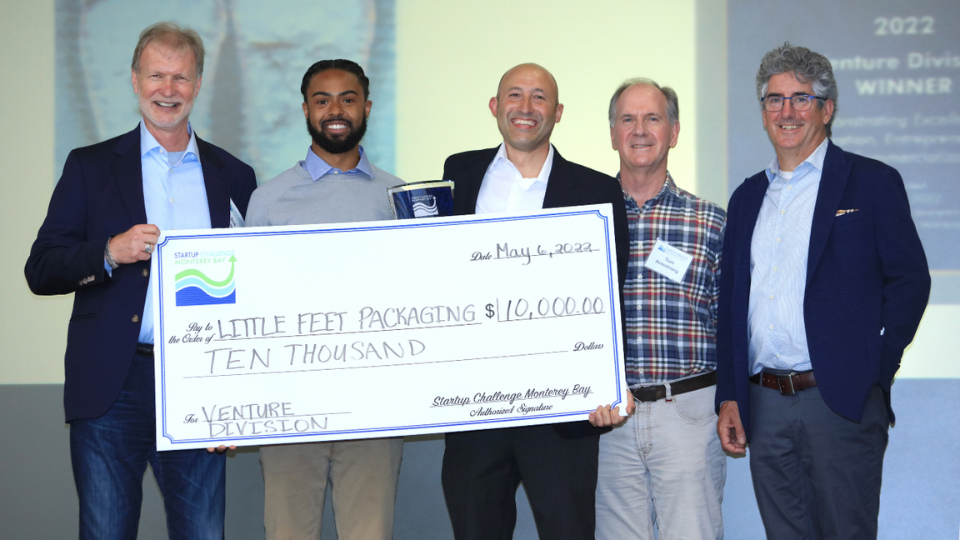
[[714, 43, 931, 539]]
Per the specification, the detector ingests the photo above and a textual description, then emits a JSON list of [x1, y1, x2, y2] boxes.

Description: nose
[[780, 98, 797, 117], [160, 77, 176, 95], [632, 119, 648, 136], [519, 94, 534, 113], [328, 100, 344, 117]]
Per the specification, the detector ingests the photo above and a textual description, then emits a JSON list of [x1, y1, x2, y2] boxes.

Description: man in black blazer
[[25, 23, 255, 539], [440, 63, 629, 540], [715, 43, 930, 539]]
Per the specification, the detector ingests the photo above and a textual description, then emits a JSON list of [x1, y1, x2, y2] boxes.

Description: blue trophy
[[387, 180, 455, 219]]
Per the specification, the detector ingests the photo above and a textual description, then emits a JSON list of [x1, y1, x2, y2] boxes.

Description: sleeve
[[714, 192, 740, 411], [709, 216, 725, 334], [872, 166, 931, 385], [604, 180, 629, 289], [244, 187, 270, 227], [24, 150, 110, 296]]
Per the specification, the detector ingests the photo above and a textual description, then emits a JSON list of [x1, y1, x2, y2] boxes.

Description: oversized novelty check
[[152, 205, 627, 450]]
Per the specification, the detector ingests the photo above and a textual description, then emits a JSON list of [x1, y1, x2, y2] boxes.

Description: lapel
[[738, 173, 768, 274], [113, 127, 148, 226], [806, 141, 851, 284], [457, 148, 497, 215], [542, 147, 574, 209], [196, 135, 230, 228]]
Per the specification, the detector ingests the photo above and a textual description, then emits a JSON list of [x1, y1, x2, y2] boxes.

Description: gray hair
[[608, 78, 679, 128], [131, 22, 205, 77], [756, 42, 837, 137]]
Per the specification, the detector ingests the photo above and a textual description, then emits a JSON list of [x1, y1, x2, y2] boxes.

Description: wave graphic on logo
[[412, 197, 439, 217], [175, 256, 237, 306]]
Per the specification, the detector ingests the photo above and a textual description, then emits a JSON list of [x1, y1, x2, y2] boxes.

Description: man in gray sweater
[[246, 59, 403, 540]]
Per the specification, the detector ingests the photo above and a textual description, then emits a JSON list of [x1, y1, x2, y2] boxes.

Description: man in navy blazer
[[440, 63, 629, 540], [715, 43, 930, 539], [25, 23, 255, 539]]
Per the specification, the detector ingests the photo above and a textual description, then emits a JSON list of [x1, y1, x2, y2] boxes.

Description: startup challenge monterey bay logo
[[412, 194, 439, 217], [173, 250, 238, 307]]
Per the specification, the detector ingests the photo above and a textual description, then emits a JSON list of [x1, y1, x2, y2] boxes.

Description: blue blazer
[[715, 141, 930, 439], [25, 126, 257, 422]]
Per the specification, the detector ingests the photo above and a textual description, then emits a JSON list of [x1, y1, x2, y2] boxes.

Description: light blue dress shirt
[[302, 145, 373, 180], [748, 137, 829, 374], [133, 121, 211, 343]]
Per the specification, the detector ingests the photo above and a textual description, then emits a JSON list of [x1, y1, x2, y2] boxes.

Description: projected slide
[[54, 0, 396, 184], [727, 0, 960, 276]]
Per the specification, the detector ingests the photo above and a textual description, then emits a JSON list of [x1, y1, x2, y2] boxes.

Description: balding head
[[489, 63, 564, 155], [496, 63, 559, 105]]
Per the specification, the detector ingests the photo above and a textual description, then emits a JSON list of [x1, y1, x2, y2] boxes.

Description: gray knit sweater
[[246, 161, 403, 227]]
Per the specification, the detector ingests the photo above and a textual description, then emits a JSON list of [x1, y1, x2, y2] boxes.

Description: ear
[[303, 101, 309, 119], [194, 76, 202, 98], [669, 120, 680, 149], [365, 99, 372, 118], [610, 125, 617, 151], [489, 97, 498, 117], [132, 70, 140, 95], [554, 103, 564, 123], [821, 99, 834, 125]]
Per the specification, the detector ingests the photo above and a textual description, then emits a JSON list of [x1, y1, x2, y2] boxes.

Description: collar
[[139, 120, 198, 160], [303, 145, 373, 181], [619, 171, 680, 206], [487, 143, 555, 188], [765, 137, 829, 183]]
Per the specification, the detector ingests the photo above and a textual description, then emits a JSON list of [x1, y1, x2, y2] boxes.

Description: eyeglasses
[[760, 95, 826, 112]]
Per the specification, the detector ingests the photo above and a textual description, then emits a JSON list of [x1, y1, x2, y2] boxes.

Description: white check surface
[[152, 205, 626, 450]]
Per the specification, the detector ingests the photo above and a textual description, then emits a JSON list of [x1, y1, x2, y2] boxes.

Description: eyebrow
[[766, 91, 814, 97], [506, 86, 547, 94], [310, 90, 360, 98]]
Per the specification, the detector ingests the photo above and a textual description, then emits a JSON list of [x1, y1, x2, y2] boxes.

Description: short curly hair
[[301, 59, 370, 102], [756, 42, 837, 137]]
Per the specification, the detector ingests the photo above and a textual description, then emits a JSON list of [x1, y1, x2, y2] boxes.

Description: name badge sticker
[[644, 238, 693, 283]]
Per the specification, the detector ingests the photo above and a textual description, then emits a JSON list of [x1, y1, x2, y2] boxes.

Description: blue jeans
[[596, 384, 725, 540], [70, 353, 225, 540]]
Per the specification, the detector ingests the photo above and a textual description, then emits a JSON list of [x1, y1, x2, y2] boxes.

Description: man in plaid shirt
[[589, 79, 727, 539]]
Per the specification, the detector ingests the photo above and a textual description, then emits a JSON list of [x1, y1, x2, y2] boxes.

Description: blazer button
[[132, 315, 140, 323], [142, 269, 149, 278]]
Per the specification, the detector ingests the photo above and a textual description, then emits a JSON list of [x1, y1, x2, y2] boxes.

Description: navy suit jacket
[[25, 126, 257, 422], [444, 146, 630, 438], [715, 141, 930, 440]]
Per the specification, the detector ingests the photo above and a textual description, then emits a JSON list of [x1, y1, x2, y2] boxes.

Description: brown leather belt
[[749, 370, 817, 396], [630, 371, 716, 402]]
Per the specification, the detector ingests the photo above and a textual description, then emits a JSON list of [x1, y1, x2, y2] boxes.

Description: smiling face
[[761, 71, 833, 170], [302, 69, 371, 157], [611, 84, 679, 178], [489, 64, 563, 155], [131, 43, 201, 137]]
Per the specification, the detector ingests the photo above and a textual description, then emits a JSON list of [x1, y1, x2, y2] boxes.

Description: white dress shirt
[[475, 144, 554, 214]]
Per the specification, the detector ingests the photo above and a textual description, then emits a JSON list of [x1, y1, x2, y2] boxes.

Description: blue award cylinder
[[387, 180, 455, 219]]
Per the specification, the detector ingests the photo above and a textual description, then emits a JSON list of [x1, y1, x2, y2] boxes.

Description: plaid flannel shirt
[[621, 173, 726, 384]]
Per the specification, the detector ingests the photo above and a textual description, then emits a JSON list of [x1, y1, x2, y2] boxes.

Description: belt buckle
[[777, 373, 796, 396]]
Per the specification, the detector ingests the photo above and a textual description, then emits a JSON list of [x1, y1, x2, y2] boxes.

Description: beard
[[306, 115, 368, 155], [139, 94, 194, 130]]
